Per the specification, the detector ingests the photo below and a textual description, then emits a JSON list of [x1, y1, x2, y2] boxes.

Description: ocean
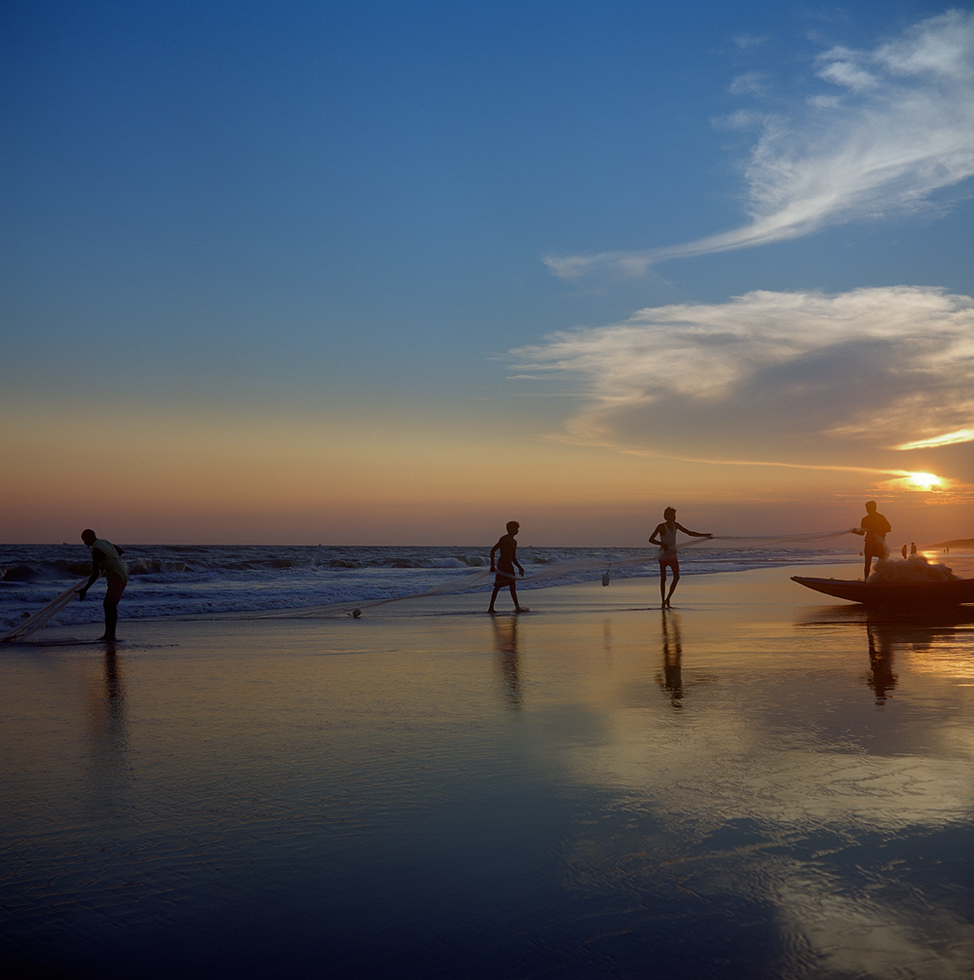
[[0, 539, 874, 633]]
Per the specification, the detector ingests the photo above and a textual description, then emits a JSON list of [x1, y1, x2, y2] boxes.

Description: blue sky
[[2, 1, 972, 544]]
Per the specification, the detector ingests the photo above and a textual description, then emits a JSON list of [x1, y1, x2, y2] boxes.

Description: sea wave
[[0, 541, 873, 632]]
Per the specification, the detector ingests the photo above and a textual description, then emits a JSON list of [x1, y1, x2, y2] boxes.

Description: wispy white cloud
[[545, 11, 974, 278], [892, 428, 974, 450], [728, 72, 771, 97], [510, 287, 974, 481], [733, 33, 770, 51]]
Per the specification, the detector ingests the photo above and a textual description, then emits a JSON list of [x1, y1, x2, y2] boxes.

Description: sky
[[2, 0, 972, 546]]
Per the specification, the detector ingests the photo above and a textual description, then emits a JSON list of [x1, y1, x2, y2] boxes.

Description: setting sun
[[906, 472, 942, 491]]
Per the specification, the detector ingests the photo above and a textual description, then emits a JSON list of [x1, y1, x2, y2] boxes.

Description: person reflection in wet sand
[[102, 651, 126, 731], [656, 611, 684, 709], [488, 521, 525, 614], [491, 615, 522, 708], [84, 650, 129, 804], [866, 623, 898, 704], [86, 651, 126, 745]]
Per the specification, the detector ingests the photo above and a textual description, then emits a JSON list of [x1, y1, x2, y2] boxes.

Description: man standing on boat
[[649, 507, 712, 609], [853, 501, 891, 579]]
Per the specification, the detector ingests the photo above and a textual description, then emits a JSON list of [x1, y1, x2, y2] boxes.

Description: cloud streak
[[546, 11, 974, 278], [892, 428, 974, 450], [510, 286, 974, 482]]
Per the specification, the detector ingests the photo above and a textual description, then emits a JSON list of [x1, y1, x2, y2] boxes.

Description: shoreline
[[6, 554, 974, 644], [4, 559, 863, 637], [5, 543, 970, 638]]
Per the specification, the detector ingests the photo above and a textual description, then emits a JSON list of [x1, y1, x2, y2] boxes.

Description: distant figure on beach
[[910, 542, 917, 556], [852, 501, 891, 579], [648, 507, 712, 608], [79, 529, 128, 642], [488, 521, 525, 613]]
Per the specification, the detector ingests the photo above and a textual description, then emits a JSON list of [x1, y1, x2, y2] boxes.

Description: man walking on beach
[[79, 529, 128, 642], [489, 521, 525, 613], [649, 508, 712, 609], [852, 500, 891, 579]]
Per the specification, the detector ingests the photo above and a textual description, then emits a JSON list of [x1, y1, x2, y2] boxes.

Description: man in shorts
[[488, 521, 526, 613], [79, 529, 128, 642], [649, 507, 712, 608]]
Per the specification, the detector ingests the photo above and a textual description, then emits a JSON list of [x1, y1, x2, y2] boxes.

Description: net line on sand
[[0, 581, 86, 642]]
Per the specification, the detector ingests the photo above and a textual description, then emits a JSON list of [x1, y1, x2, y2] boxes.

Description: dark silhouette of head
[[664, 507, 676, 521], [81, 529, 96, 546], [506, 521, 520, 534]]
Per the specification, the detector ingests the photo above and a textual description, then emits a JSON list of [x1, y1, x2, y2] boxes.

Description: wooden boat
[[791, 576, 974, 606]]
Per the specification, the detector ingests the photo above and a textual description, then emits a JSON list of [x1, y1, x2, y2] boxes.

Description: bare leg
[[488, 584, 501, 613], [510, 584, 525, 613], [659, 567, 667, 608], [864, 547, 880, 579], [665, 570, 679, 608], [101, 599, 119, 642]]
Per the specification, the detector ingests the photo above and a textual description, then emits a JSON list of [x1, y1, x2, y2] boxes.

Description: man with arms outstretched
[[649, 507, 712, 609]]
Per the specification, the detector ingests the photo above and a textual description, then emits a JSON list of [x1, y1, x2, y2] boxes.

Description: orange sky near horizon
[[3, 405, 969, 546]]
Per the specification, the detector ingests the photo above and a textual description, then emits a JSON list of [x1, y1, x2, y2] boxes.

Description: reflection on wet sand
[[656, 611, 684, 709], [492, 615, 522, 708], [601, 617, 612, 661], [5, 576, 972, 980], [796, 604, 974, 701], [866, 622, 898, 704], [83, 651, 129, 804]]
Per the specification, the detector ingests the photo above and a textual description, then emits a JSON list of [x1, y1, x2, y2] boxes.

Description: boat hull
[[791, 576, 974, 606]]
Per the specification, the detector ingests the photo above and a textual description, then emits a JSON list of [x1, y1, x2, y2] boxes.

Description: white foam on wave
[[0, 541, 860, 629]]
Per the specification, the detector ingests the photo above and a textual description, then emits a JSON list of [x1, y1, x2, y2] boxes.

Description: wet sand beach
[[2, 564, 973, 979]]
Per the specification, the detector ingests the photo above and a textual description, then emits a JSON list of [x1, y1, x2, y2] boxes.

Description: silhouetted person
[[910, 542, 917, 556], [852, 501, 891, 579], [79, 529, 128, 642], [488, 521, 525, 613], [649, 507, 712, 608]]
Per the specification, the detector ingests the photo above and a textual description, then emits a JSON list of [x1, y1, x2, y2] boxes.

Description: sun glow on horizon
[[905, 472, 943, 491]]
